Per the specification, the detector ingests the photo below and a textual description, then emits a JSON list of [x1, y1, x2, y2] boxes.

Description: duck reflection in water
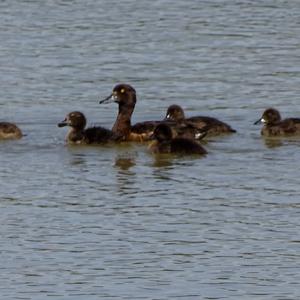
[[114, 153, 137, 196], [114, 155, 136, 171], [263, 138, 284, 148]]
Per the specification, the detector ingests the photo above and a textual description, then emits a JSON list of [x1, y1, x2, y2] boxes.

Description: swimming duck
[[132, 118, 207, 140], [0, 122, 22, 139], [165, 104, 236, 136], [58, 111, 116, 144], [149, 123, 207, 155], [100, 84, 206, 141], [100, 84, 143, 141], [254, 108, 300, 137]]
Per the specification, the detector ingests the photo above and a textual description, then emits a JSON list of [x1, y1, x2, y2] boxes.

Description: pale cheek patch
[[195, 133, 203, 139], [261, 118, 266, 123]]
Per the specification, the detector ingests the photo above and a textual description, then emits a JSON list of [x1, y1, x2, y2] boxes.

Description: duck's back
[[132, 120, 206, 141], [262, 118, 300, 137], [84, 126, 116, 143], [187, 116, 236, 135], [131, 121, 160, 134], [150, 138, 206, 155], [171, 137, 207, 155], [149, 140, 171, 154], [0, 122, 22, 139]]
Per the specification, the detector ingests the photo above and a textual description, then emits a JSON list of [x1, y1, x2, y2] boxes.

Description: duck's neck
[[176, 117, 185, 123], [67, 127, 85, 144], [112, 102, 135, 138]]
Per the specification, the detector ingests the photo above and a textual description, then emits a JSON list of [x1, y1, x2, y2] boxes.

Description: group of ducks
[[2, 83, 300, 155], [57, 83, 236, 155]]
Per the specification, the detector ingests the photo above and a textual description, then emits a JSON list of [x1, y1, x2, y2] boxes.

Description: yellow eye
[[120, 88, 125, 93]]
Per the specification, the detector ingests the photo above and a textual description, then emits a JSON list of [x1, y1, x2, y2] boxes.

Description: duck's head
[[165, 104, 185, 121], [254, 108, 281, 125], [58, 111, 86, 130], [100, 84, 136, 108], [152, 123, 173, 142]]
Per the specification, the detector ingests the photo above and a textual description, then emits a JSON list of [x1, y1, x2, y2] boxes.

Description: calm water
[[0, 0, 300, 299]]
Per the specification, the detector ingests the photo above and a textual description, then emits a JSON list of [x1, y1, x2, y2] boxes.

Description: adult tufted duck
[[100, 84, 207, 141], [100, 84, 144, 141]]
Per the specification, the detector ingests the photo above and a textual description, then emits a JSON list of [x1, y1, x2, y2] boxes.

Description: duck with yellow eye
[[100, 84, 143, 141], [100, 84, 208, 142]]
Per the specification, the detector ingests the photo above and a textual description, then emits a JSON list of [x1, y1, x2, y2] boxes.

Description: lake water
[[0, 0, 299, 299]]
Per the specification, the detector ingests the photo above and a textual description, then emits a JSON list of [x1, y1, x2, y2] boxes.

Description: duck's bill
[[195, 130, 207, 140], [164, 113, 171, 120], [58, 120, 68, 127], [254, 118, 265, 125], [99, 93, 118, 104]]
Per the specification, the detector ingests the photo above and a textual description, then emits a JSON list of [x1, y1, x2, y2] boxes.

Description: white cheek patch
[[195, 133, 202, 139], [112, 94, 118, 101], [166, 114, 171, 119], [261, 118, 266, 123]]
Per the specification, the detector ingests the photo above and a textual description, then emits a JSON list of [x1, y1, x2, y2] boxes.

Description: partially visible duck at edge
[[58, 111, 117, 144], [254, 108, 300, 137], [165, 104, 236, 136], [0, 121, 22, 140], [149, 123, 207, 155], [100, 84, 207, 142]]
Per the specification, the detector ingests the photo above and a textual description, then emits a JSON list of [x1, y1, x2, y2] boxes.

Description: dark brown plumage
[[0, 122, 22, 139], [149, 123, 207, 155], [165, 104, 236, 136], [58, 111, 116, 144], [100, 84, 145, 141], [254, 108, 300, 137], [100, 84, 207, 142]]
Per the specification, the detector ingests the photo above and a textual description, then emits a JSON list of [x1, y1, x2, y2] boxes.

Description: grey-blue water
[[0, 0, 300, 299]]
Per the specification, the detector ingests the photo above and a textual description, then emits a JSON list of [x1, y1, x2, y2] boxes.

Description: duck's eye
[[120, 88, 125, 93]]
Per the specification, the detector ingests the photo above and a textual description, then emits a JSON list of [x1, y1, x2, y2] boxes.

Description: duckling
[[165, 104, 236, 136], [0, 122, 22, 139], [58, 111, 116, 144], [254, 108, 300, 137], [149, 123, 207, 155]]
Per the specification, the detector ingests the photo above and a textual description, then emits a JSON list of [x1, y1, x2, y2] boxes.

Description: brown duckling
[[254, 108, 300, 137], [58, 111, 117, 144], [0, 122, 22, 140], [132, 119, 207, 141], [149, 123, 207, 155], [165, 104, 236, 136]]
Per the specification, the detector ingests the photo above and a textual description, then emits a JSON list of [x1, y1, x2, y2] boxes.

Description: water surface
[[0, 0, 300, 299]]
